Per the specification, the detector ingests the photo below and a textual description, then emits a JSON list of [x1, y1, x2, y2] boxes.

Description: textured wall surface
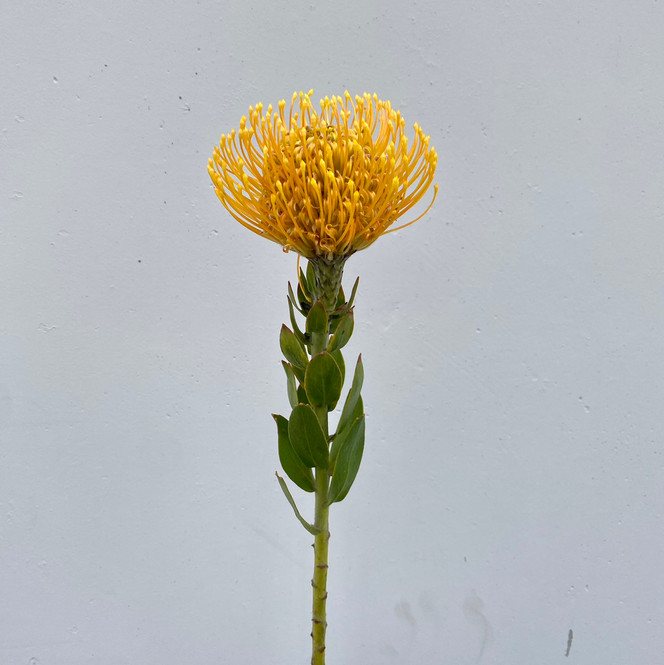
[[2, 1, 664, 663]]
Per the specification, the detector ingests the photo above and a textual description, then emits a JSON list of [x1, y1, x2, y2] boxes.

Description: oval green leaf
[[329, 415, 365, 504], [273, 414, 315, 492], [305, 351, 343, 409], [280, 324, 309, 369], [330, 394, 362, 470], [328, 310, 354, 352], [306, 300, 328, 335], [288, 404, 329, 469]]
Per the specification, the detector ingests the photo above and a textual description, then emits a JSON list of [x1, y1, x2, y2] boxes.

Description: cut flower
[[208, 90, 438, 260]]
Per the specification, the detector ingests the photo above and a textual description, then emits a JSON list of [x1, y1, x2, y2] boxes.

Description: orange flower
[[208, 90, 438, 260]]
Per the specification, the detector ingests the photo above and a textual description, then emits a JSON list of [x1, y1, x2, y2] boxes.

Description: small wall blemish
[[395, 599, 417, 630], [463, 590, 493, 664]]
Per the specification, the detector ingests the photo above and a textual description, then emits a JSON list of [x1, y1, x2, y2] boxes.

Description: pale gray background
[[2, 1, 663, 663]]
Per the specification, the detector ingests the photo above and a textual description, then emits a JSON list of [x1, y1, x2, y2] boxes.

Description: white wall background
[[2, 1, 663, 663]]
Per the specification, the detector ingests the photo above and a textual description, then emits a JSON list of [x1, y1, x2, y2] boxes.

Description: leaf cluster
[[274, 264, 365, 516]]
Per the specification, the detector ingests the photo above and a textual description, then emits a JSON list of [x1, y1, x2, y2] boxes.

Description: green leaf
[[329, 415, 365, 504], [275, 473, 321, 535], [281, 362, 299, 409], [288, 282, 305, 314], [287, 296, 307, 344], [328, 310, 354, 352], [297, 275, 312, 313], [296, 384, 309, 404], [330, 348, 345, 387], [337, 355, 364, 434], [288, 404, 329, 468], [347, 276, 359, 309], [306, 300, 328, 335], [305, 351, 343, 409], [329, 309, 347, 334], [291, 363, 306, 385], [335, 283, 346, 309], [273, 414, 315, 492], [330, 395, 362, 470], [330, 398, 364, 475], [280, 324, 308, 369], [305, 261, 316, 295], [299, 265, 309, 291]]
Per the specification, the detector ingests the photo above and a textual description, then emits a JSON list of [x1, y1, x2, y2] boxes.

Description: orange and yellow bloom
[[208, 91, 438, 261]]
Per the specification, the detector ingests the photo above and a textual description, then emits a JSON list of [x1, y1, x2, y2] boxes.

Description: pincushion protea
[[208, 92, 437, 665], [208, 90, 438, 261]]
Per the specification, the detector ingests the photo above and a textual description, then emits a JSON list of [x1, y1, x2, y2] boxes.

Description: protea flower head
[[208, 90, 438, 263]]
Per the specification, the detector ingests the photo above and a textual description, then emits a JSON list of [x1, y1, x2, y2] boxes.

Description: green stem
[[310, 330, 330, 665], [311, 467, 330, 665]]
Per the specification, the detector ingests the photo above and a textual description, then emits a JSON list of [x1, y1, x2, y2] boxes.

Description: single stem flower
[[208, 91, 437, 665]]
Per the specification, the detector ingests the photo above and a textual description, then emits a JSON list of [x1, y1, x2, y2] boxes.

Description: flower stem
[[311, 467, 330, 664], [310, 329, 330, 665]]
